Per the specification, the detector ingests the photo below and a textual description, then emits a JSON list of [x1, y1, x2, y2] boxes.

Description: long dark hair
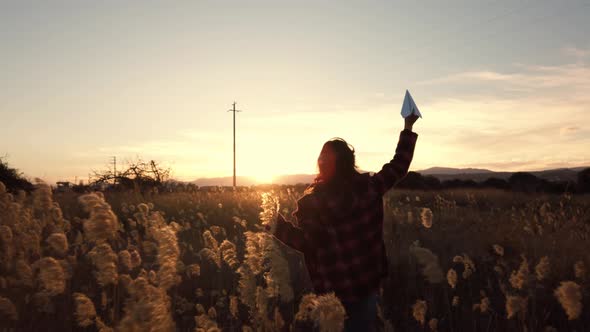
[[313, 137, 360, 191]]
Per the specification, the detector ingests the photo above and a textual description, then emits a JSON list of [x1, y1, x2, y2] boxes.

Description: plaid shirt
[[273, 129, 418, 302]]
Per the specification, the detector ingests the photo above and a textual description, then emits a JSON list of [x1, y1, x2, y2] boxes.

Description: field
[[0, 181, 589, 331]]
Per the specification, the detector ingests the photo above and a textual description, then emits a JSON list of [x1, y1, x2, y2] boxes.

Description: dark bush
[[0, 157, 34, 193], [508, 172, 542, 193], [481, 177, 509, 190], [578, 168, 590, 193], [396, 171, 425, 189]]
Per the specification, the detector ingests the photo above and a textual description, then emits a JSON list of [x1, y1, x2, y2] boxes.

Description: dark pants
[[341, 292, 379, 332]]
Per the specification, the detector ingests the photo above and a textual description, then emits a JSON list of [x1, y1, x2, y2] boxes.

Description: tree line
[[2, 157, 590, 194], [396, 169, 590, 194]]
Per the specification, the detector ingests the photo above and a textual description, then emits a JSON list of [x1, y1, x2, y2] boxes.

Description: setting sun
[[251, 172, 276, 185], [1, 2, 590, 331]]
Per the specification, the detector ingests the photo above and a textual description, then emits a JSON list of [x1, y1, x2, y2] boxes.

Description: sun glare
[[252, 173, 275, 185]]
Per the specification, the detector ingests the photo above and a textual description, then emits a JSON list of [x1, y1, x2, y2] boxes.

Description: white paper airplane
[[401, 90, 422, 118]]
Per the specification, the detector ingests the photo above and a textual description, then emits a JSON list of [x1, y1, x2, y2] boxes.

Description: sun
[[251, 173, 275, 185]]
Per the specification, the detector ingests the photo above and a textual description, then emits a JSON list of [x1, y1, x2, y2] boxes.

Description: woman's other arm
[[267, 213, 308, 253]]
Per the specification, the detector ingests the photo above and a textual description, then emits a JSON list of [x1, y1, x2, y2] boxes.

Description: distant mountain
[[418, 167, 493, 175], [192, 166, 589, 186], [417, 167, 589, 183]]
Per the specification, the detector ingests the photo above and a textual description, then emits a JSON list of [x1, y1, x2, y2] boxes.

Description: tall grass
[[0, 182, 588, 331]]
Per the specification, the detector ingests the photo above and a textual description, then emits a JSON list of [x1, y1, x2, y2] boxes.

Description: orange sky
[[1, 1, 589, 183]]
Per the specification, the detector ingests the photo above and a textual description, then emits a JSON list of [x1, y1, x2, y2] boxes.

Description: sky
[[1, 0, 589, 184]]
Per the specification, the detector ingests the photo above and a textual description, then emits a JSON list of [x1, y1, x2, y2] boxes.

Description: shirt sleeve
[[369, 129, 418, 195], [272, 213, 307, 253]]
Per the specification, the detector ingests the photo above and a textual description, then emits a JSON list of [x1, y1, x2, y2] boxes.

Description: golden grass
[[0, 183, 588, 331]]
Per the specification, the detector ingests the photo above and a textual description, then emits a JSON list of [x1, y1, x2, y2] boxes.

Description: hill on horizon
[[418, 167, 494, 175], [192, 166, 589, 186]]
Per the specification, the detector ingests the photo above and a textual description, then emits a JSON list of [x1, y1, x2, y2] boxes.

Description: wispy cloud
[[418, 62, 590, 96], [562, 46, 590, 59], [406, 53, 590, 171], [560, 126, 580, 136]]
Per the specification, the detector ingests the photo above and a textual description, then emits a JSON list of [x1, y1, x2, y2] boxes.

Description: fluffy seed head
[[15, 259, 33, 288], [73, 293, 97, 327], [420, 208, 433, 228], [574, 261, 586, 280], [237, 265, 256, 312], [461, 255, 476, 279], [474, 296, 491, 313], [219, 240, 240, 270], [229, 296, 238, 318], [506, 295, 527, 319], [129, 249, 142, 269], [310, 293, 346, 332], [118, 276, 175, 331], [87, 243, 118, 287], [0, 225, 13, 244], [46, 233, 68, 257], [208, 307, 217, 320], [152, 222, 180, 290], [186, 264, 201, 278], [118, 250, 133, 271], [412, 300, 428, 326], [274, 307, 285, 330], [202, 230, 219, 251], [78, 193, 119, 243], [535, 256, 551, 281], [31, 257, 66, 296], [137, 203, 149, 214], [447, 269, 458, 289], [428, 318, 438, 331], [492, 244, 504, 256], [0, 296, 17, 320], [554, 281, 582, 320], [295, 294, 317, 322], [409, 243, 444, 283], [199, 248, 221, 269], [509, 255, 530, 290]]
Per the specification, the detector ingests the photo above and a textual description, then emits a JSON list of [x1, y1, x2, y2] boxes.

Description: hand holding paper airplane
[[401, 90, 422, 119]]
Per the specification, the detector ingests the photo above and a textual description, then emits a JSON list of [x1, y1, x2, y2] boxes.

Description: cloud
[[363, 55, 590, 171], [560, 126, 580, 136], [416, 71, 524, 86], [417, 58, 590, 101], [562, 46, 590, 59]]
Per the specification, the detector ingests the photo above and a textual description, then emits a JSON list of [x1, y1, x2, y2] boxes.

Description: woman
[[268, 114, 419, 331]]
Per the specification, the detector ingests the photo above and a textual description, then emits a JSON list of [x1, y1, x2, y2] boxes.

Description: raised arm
[[369, 114, 419, 195]]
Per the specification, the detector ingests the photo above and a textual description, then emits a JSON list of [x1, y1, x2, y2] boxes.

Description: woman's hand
[[404, 113, 419, 131]]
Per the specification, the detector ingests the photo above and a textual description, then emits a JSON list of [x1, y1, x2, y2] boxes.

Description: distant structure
[[55, 181, 73, 192], [112, 156, 117, 185], [227, 102, 242, 188]]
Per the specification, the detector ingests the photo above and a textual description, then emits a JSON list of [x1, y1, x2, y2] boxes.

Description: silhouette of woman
[[267, 114, 419, 331]]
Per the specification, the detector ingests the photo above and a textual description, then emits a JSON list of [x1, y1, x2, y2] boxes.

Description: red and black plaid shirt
[[273, 129, 418, 302]]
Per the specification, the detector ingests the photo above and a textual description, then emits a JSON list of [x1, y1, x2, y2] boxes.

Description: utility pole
[[227, 102, 242, 188], [112, 156, 117, 185]]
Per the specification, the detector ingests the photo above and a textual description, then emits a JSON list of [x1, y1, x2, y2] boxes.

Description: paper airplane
[[401, 90, 422, 118]]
